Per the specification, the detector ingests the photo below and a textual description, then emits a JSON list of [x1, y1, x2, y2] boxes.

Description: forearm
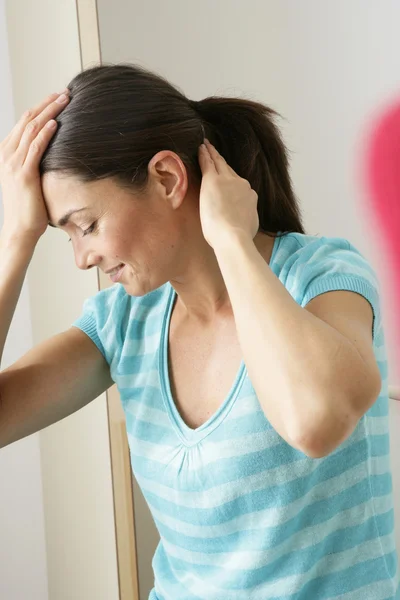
[[214, 233, 368, 456], [0, 232, 36, 366]]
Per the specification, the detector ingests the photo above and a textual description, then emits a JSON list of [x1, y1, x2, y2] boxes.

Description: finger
[[23, 119, 58, 172], [16, 93, 70, 162], [204, 139, 237, 176], [203, 139, 225, 175], [0, 94, 56, 158], [6, 91, 67, 151], [198, 143, 218, 175]]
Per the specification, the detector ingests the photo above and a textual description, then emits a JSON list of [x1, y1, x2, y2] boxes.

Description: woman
[[0, 64, 397, 599]]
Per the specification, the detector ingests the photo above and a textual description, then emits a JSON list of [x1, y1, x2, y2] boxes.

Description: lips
[[108, 263, 125, 283]]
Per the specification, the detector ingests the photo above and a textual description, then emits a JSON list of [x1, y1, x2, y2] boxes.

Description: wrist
[[0, 229, 39, 254], [212, 228, 254, 256]]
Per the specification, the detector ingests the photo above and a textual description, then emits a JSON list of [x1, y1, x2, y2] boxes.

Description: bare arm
[[0, 232, 113, 449], [0, 235, 37, 365], [198, 141, 381, 458], [0, 326, 113, 449], [0, 90, 113, 449], [0, 90, 71, 364]]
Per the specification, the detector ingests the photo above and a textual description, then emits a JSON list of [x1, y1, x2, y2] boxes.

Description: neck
[[170, 230, 274, 324]]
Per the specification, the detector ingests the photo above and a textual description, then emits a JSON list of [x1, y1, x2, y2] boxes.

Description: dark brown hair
[[41, 63, 305, 236]]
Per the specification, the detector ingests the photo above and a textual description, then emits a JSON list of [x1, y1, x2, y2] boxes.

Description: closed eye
[[68, 221, 97, 243], [82, 221, 97, 237]]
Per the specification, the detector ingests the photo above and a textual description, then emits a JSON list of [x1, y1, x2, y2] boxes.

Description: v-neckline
[[159, 233, 283, 446]]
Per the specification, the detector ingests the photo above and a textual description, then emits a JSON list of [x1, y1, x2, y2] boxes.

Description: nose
[[74, 245, 102, 271]]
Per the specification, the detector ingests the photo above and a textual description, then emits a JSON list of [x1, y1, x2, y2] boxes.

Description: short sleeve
[[288, 236, 382, 340], [72, 284, 130, 366], [72, 293, 107, 360]]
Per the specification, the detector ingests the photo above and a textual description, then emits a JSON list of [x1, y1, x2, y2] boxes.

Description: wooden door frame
[[75, 2, 140, 599]]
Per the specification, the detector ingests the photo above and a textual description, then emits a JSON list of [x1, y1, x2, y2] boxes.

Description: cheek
[[108, 210, 175, 268], [107, 227, 143, 265]]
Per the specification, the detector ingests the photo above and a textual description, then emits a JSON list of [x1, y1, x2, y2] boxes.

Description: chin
[[122, 278, 161, 298], [123, 282, 147, 297]]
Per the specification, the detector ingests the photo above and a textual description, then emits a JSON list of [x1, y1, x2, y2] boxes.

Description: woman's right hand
[[0, 90, 70, 245]]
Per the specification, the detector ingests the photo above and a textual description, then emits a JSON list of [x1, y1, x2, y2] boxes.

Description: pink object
[[364, 98, 400, 372]]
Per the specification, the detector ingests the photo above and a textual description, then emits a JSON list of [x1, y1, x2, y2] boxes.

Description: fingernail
[[58, 88, 70, 95], [56, 94, 68, 104]]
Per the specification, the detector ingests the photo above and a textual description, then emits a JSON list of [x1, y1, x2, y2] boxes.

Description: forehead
[[42, 174, 120, 225], [42, 173, 102, 208]]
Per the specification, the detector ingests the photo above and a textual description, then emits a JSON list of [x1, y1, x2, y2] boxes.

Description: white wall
[[96, 0, 400, 597], [4, 1, 120, 598], [0, 2, 49, 598]]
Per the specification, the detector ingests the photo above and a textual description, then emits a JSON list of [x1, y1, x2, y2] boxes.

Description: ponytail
[[192, 97, 305, 235]]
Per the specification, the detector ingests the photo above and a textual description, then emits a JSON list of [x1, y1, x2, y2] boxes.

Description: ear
[[147, 151, 189, 209]]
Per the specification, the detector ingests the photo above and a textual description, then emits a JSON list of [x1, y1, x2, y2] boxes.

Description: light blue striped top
[[73, 232, 399, 599]]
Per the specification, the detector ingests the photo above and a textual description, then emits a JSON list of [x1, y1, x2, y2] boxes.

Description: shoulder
[[273, 231, 382, 333], [73, 282, 171, 364], [274, 232, 379, 294], [274, 231, 357, 268]]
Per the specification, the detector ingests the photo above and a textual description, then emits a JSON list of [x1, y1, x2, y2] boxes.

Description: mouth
[[106, 263, 125, 283]]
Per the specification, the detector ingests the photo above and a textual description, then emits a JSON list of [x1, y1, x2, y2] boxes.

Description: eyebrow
[[48, 207, 88, 228]]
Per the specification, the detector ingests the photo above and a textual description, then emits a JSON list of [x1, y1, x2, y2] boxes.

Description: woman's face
[[42, 152, 194, 296]]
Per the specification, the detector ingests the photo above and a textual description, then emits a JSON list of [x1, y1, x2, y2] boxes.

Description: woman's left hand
[[197, 139, 259, 250]]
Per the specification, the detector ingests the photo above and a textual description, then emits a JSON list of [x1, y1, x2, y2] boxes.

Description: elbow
[[290, 431, 340, 459], [290, 371, 382, 459], [297, 440, 342, 460], [289, 403, 366, 459], [292, 424, 357, 459]]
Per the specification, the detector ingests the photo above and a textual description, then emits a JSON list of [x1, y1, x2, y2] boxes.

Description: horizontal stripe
[[117, 369, 160, 390], [283, 550, 399, 600], [121, 331, 161, 357], [141, 468, 392, 531], [369, 397, 390, 418], [117, 352, 161, 374], [157, 538, 397, 599], [123, 299, 167, 324], [365, 414, 390, 435], [130, 428, 287, 468], [148, 464, 392, 539], [128, 415, 389, 468], [160, 510, 394, 573], [334, 568, 399, 600], [126, 403, 170, 430], [127, 420, 175, 445], [153, 481, 393, 556], [228, 392, 264, 418], [132, 432, 388, 496], [136, 435, 389, 512]]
